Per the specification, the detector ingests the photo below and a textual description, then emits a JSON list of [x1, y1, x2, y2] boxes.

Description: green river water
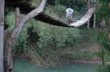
[[13, 59, 98, 72]]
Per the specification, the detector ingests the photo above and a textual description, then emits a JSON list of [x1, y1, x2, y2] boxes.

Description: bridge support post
[[93, 11, 96, 28], [87, 20, 90, 29]]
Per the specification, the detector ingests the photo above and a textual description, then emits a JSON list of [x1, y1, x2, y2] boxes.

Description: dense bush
[[29, 21, 81, 59], [96, 0, 109, 24], [97, 31, 110, 51]]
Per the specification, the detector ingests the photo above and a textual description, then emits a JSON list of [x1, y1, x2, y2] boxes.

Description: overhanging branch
[[11, 0, 47, 39]]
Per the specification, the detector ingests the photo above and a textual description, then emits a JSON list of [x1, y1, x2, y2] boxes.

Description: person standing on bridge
[[66, 8, 74, 24]]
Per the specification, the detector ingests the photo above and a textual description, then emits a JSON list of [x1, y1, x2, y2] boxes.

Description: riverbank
[[14, 44, 102, 66], [15, 55, 101, 67], [13, 58, 97, 72], [60, 60, 110, 65]]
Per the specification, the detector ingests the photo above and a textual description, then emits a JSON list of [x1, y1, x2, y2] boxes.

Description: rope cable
[[73, 8, 88, 20]]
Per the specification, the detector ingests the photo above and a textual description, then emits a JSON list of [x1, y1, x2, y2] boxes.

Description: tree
[[97, 20, 110, 72], [98, 0, 109, 26], [5, 0, 47, 72]]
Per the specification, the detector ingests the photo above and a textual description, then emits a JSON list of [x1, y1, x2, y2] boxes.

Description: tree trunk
[[6, 0, 47, 72], [0, 0, 4, 72], [101, 47, 105, 66]]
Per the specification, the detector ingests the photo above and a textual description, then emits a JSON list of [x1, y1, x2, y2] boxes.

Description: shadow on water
[[13, 58, 98, 72]]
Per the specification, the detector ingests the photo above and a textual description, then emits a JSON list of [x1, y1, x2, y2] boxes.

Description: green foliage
[[97, 0, 109, 23], [14, 29, 27, 55], [97, 65, 110, 72], [96, 31, 110, 66], [6, 5, 81, 59], [95, 51, 105, 58], [29, 0, 41, 7], [62, 51, 94, 60], [35, 22, 81, 59], [97, 31, 110, 51], [23, 20, 81, 65], [55, 0, 87, 10], [45, 4, 66, 19], [6, 0, 109, 65], [79, 29, 99, 44], [6, 11, 81, 58], [5, 11, 15, 31], [29, 0, 87, 12], [6, 12, 28, 54]]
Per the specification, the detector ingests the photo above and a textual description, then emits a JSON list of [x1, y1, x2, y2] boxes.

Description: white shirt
[[66, 8, 74, 17]]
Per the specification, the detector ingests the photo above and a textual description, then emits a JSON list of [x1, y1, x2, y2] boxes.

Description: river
[[13, 58, 98, 72]]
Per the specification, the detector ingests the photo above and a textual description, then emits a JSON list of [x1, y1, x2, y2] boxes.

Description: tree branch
[[11, 0, 47, 39]]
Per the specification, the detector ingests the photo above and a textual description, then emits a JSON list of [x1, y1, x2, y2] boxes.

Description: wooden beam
[[0, 0, 4, 72]]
